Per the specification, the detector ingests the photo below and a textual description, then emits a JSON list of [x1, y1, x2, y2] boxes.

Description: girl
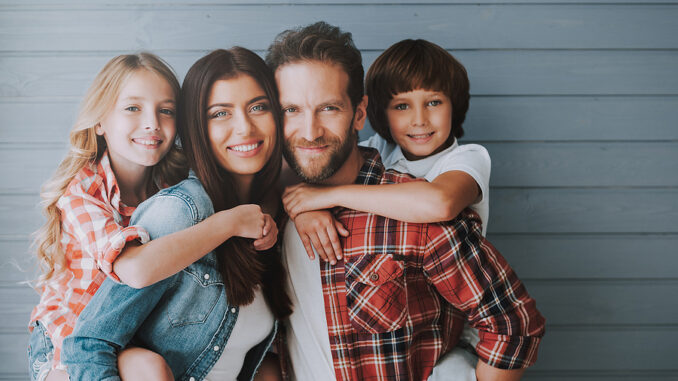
[[282, 39, 489, 380], [29, 53, 278, 381], [61, 48, 291, 381]]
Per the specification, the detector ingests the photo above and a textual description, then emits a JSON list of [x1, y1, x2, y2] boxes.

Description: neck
[[109, 159, 153, 207], [322, 146, 364, 186], [234, 174, 253, 203]]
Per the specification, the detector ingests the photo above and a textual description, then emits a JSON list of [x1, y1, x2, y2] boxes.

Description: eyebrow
[[120, 96, 175, 104], [207, 95, 269, 111]]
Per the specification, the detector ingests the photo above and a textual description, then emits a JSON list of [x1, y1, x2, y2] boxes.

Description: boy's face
[[386, 89, 452, 161]]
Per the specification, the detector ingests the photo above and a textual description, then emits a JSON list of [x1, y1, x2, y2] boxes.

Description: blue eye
[[283, 107, 297, 113], [394, 103, 408, 111], [251, 103, 269, 113], [211, 110, 229, 118], [160, 108, 175, 116], [321, 105, 339, 112], [427, 100, 442, 107], [125, 106, 140, 112]]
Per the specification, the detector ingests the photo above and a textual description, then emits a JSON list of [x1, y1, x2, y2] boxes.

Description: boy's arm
[[283, 170, 479, 223]]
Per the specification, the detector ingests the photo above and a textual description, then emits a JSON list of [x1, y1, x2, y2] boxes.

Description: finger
[[326, 226, 344, 260], [318, 232, 337, 265], [262, 215, 272, 237], [334, 219, 350, 237], [254, 233, 276, 251], [309, 234, 329, 263], [299, 234, 315, 260]]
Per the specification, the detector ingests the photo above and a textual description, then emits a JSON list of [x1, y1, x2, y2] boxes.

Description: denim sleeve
[[61, 190, 204, 380]]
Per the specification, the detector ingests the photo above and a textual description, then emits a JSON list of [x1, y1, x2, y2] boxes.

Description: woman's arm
[[283, 170, 480, 223], [115, 197, 277, 289]]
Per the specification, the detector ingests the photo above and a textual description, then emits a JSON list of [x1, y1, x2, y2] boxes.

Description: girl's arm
[[113, 204, 276, 289], [283, 170, 480, 223]]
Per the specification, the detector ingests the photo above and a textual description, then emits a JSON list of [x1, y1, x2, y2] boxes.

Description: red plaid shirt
[[29, 152, 149, 368], [320, 148, 545, 380]]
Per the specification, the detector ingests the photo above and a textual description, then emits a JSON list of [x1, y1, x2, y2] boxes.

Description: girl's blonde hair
[[34, 53, 186, 284]]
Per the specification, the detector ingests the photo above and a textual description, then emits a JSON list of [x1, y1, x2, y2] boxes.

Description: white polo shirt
[[360, 134, 491, 235]]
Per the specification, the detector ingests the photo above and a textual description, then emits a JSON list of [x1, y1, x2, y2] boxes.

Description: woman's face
[[206, 75, 276, 185]]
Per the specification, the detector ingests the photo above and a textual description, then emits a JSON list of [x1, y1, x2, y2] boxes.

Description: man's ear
[[352, 95, 369, 132]]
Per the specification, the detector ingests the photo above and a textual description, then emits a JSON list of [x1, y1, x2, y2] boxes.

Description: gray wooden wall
[[1, 1, 677, 380]]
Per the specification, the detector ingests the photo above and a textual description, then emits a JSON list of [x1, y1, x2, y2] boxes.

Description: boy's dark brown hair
[[265, 21, 364, 111], [179, 47, 291, 319], [366, 39, 470, 144]]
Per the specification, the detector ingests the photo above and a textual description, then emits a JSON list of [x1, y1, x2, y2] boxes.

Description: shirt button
[[213, 345, 220, 351], [189, 378, 195, 381], [204, 273, 210, 280], [231, 307, 236, 313], [369, 273, 379, 282]]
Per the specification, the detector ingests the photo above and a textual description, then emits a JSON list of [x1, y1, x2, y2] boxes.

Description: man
[[267, 22, 545, 381]]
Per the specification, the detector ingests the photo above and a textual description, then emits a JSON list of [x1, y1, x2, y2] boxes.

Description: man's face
[[276, 60, 363, 183]]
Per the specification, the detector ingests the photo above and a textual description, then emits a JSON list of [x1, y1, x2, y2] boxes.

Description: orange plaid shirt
[[29, 152, 149, 368]]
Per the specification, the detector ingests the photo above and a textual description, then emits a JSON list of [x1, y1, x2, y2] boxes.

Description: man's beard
[[283, 124, 357, 184]]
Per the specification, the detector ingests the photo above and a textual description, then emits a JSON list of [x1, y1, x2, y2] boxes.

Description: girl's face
[[96, 69, 177, 171], [385, 88, 452, 161], [206, 75, 276, 185]]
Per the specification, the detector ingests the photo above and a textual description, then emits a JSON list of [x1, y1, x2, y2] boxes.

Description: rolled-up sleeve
[[423, 214, 546, 369]]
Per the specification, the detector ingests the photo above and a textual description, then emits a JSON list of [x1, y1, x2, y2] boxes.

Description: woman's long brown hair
[[179, 47, 291, 318]]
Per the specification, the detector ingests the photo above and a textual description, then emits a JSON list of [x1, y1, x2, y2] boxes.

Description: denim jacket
[[62, 172, 277, 381]]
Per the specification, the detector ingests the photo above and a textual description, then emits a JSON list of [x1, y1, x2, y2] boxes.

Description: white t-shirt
[[282, 222, 335, 380], [205, 288, 274, 381], [360, 134, 491, 235]]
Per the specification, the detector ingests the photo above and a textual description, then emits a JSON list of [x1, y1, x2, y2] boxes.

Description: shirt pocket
[[164, 258, 223, 327], [345, 253, 407, 334]]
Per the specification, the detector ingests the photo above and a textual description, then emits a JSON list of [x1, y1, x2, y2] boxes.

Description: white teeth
[[134, 139, 160, 146], [230, 143, 260, 152], [409, 133, 433, 139]]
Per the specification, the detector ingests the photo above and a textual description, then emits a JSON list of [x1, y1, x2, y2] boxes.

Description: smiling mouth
[[407, 132, 434, 140], [228, 142, 262, 152], [132, 138, 162, 147]]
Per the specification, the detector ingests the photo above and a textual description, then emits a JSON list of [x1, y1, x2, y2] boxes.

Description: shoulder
[[136, 176, 214, 223], [57, 162, 105, 208], [426, 209, 484, 244], [381, 168, 423, 185], [359, 134, 396, 155]]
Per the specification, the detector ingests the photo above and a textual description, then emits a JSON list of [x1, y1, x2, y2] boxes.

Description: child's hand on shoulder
[[292, 210, 348, 264], [283, 184, 337, 219]]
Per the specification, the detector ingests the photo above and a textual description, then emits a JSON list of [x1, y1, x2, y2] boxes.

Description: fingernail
[[331, 260, 336, 265]]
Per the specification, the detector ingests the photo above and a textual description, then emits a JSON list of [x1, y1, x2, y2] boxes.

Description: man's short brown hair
[[366, 39, 470, 144], [266, 21, 364, 111]]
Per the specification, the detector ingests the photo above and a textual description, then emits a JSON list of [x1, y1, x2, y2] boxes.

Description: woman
[[61, 47, 292, 381]]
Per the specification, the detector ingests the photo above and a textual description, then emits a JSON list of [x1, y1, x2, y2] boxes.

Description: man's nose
[[300, 112, 323, 141]]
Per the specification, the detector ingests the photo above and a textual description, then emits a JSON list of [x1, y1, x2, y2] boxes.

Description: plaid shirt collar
[[354, 146, 386, 186]]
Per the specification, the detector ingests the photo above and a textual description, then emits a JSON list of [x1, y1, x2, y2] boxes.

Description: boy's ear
[[352, 95, 369, 132]]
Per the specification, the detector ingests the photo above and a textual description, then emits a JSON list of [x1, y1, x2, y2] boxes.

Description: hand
[[253, 214, 278, 251], [226, 204, 271, 241], [283, 183, 336, 219], [293, 210, 349, 264]]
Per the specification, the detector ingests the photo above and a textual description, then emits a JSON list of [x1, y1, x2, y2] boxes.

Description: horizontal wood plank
[[488, 188, 678, 234], [5, 279, 678, 333], [8, 96, 678, 143], [6, 234, 678, 284], [2, 142, 677, 194], [2, 189, 676, 236], [489, 234, 678, 279], [3, 51, 678, 99], [1, 5, 678, 51]]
